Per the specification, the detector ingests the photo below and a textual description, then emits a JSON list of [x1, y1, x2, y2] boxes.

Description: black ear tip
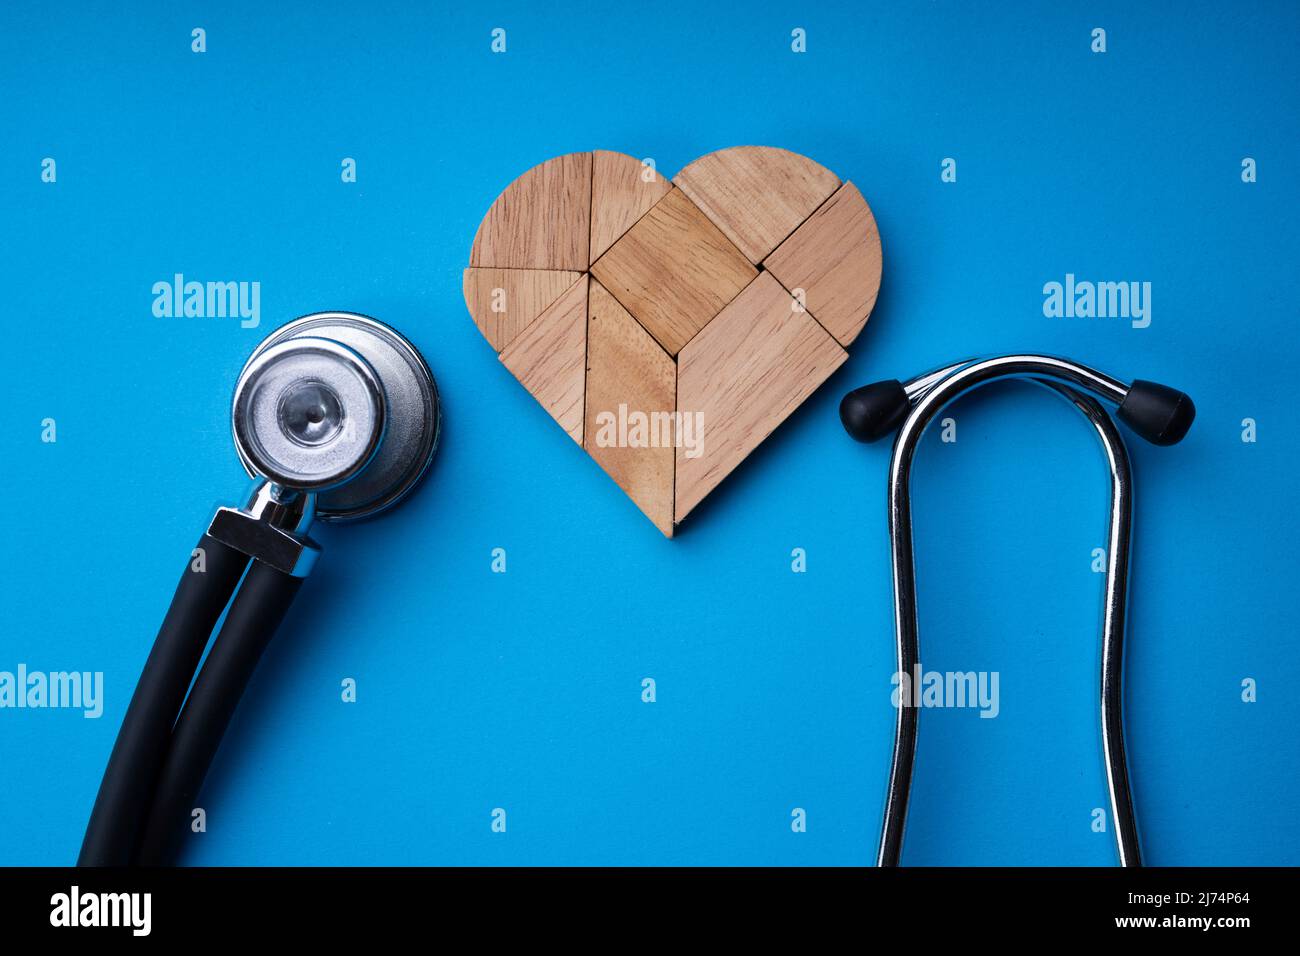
[[840, 380, 911, 443], [1118, 380, 1196, 446]]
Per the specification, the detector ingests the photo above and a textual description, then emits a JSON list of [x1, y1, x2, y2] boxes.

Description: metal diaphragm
[[233, 313, 441, 521]]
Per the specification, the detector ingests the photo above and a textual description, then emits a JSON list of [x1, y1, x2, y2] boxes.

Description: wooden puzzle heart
[[463, 146, 882, 537]]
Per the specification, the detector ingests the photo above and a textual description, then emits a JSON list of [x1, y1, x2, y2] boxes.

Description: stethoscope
[[80, 334, 1192, 868], [79, 312, 440, 866], [839, 354, 1195, 866]]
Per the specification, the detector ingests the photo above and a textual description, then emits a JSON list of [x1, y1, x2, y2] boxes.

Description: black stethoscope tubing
[[78, 533, 254, 866]]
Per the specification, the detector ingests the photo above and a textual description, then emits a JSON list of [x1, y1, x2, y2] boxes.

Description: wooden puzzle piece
[[674, 273, 848, 522], [499, 275, 589, 443], [673, 146, 840, 264], [589, 150, 673, 265], [590, 188, 756, 357], [470, 152, 592, 270], [584, 279, 677, 536], [462, 268, 584, 351], [764, 182, 882, 348]]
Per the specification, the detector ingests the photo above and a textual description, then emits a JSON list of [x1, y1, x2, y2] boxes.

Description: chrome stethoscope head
[[232, 312, 441, 521], [838, 354, 1195, 869]]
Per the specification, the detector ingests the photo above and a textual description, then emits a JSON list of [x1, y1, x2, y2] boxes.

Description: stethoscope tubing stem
[[134, 560, 303, 865], [77, 535, 249, 867]]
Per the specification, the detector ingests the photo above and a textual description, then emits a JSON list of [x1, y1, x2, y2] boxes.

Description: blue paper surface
[[0, 1, 1296, 865]]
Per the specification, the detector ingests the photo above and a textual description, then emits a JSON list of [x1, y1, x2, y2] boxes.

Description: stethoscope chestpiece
[[232, 312, 441, 521], [81, 310, 442, 869]]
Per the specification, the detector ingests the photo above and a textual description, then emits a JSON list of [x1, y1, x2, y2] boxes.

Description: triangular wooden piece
[[675, 273, 847, 521], [585, 279, 676, 536], [499, 275, 588, 444]]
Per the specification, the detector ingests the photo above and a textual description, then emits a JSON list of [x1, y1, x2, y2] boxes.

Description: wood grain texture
[[584, 279, 676, 537], [462, 268, 584, 352], [674, 273, 848, 522], [590, 188, 756, 357], [499, 274, 589, 444], [470, 152, 592, 270], [673, 146, 840, 264], [763, 182, 882, 348], [589, 150, 673, 265]]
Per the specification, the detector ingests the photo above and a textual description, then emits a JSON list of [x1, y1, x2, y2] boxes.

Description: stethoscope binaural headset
[[839, 354, 1195, 866], [80, 336, 1192, 867], [79, 312, 440, 867]]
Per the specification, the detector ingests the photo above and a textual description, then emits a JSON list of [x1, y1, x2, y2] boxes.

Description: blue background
[[1, 1, 1296, 866]]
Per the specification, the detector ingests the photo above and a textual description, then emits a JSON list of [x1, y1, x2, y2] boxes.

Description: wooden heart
[[463, 147, 882, 537]]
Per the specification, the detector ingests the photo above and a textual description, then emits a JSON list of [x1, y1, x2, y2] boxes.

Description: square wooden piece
[[591, 189, 756, 357]]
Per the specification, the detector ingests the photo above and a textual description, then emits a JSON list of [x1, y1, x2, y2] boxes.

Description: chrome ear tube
[[80, 313, 440, 867], [840, 354, 1195, 867]]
